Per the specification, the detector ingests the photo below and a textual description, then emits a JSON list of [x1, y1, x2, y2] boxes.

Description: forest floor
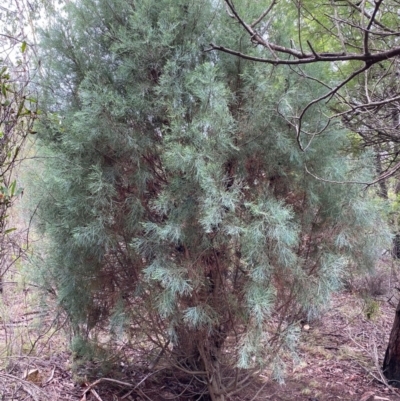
[[1, 255, 400, 401]]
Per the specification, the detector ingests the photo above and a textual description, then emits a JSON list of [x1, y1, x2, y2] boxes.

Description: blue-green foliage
[[28, 0, 389, 389]]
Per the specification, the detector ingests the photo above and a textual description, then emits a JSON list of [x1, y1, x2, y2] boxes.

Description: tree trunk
[[383, 299, 400, 386], [393, 234, 400, 259], [198, 341, 226, 401], [172, 325, 228, 401]]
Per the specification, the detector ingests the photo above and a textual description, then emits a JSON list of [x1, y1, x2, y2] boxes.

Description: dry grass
[[263, 255, 400, 401], [0, 254, 78, 400]]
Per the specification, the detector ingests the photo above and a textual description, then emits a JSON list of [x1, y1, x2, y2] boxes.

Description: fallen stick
[[90, 388, 103, 401]]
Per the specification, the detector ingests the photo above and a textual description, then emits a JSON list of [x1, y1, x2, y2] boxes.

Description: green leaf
[[21, 41, 27, 53], [9, 180, 16, 197], [16, 100, 25, 117], [14, 188, 23, 197], [5, 228, 16, 234], [19, 108, 32, 116], [0, 185, 8, 197]]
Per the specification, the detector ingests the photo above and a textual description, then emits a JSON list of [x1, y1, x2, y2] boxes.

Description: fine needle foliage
[[26, 1, 389, 400]]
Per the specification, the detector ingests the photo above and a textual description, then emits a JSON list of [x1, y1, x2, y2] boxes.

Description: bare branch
[[295, 65, 369, 150], [343, 0, 396, 33], [208, 42, 400, 66], [335, 94, 400, 117], [250, 0, 277, 28], [328, 14, 400, 37], [363, 0, 383, 55], [305, 161, 400, 188], [213, 0, 400, 180]]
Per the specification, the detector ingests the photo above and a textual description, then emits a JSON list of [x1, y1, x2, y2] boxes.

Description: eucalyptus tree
[[30, 0, 388, 399]]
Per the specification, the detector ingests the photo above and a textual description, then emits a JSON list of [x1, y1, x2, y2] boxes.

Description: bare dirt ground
[[1, 255, 400, 401]]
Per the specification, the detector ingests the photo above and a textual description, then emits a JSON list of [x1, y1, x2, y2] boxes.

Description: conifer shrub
[[27, 1, 389, 400]]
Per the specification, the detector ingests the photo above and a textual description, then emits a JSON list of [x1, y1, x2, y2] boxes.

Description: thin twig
[[43, 365, 56, 385], [90, 388, 104, 401], [250, 0, 277, 28]]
